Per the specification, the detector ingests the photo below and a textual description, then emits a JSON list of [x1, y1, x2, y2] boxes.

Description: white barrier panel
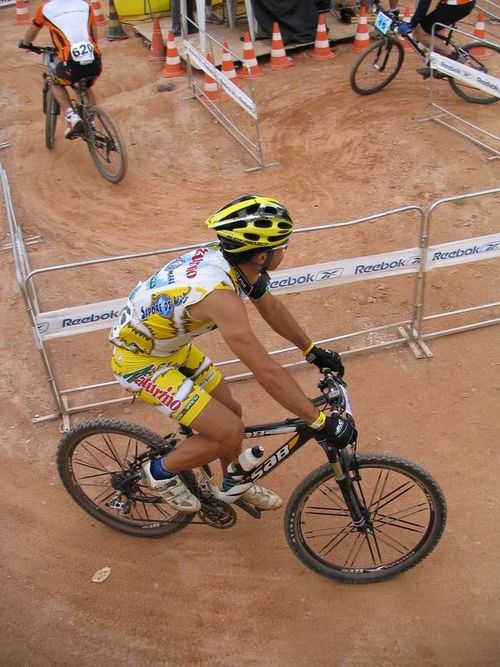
[[430, 53, 500, 100], [183, 42, 257, 119], [34, 232, 500, 341]]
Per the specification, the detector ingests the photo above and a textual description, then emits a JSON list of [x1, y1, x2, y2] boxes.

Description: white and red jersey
[[110, 246, 241, 357], [33, 0, 100, 61]]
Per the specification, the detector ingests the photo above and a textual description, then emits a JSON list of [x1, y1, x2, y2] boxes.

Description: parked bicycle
[[57, 369, 447, 583], [20, 44, 127, 183], [350, 0, 500, 104]]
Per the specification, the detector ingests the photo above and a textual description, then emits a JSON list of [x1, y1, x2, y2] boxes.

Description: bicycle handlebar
[[318, 370, 353, 417], [18, 42, 56, 55]]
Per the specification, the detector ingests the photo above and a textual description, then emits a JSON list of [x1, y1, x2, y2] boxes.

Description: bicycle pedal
[[65, 129, 83, 140]]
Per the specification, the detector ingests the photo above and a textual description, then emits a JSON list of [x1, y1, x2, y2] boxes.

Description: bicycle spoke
[[286, 456, 445, 580]]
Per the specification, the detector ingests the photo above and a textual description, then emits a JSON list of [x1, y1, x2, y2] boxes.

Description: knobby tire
[[85, 106, 128, 183], [284, 453, 447, 583], [45, 90, 58, 150], [56, 418, 195, 537], [350, 38, 405, 95]]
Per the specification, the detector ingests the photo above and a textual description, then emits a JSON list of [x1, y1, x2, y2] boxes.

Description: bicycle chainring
[[198, 498, 237, 529]]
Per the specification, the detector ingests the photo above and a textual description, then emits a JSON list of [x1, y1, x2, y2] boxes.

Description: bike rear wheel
[[350, 38, 405, 95], [448, 42, 500, 104], [284, 453, 446, 583], [84, 106, 127, 183], [56, 418, 195, 537], [45, 89, 59, 149]]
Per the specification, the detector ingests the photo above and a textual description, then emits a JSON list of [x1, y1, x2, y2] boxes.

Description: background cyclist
[[110, 195, 356, 514], [398, 0, 476, 76], [19, 0, 102, 138]]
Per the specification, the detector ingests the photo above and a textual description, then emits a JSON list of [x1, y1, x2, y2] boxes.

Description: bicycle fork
[[326, 447, 372, 532]]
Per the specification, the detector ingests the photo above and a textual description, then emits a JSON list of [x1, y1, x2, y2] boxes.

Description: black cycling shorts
[[53, 55, 102, 87], [420, 1, 475, 35]]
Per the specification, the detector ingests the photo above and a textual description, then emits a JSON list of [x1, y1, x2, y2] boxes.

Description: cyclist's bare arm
[[251, 290, 312, 353], [21, 23, 41, 45], [188, 291, 319, 423]]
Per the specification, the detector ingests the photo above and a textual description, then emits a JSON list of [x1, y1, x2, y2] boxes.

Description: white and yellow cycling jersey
[[110, 245, 240, 357]]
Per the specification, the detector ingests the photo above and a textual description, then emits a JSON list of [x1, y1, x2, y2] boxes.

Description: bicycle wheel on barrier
[[350, 38, 405, 95], [448, 42, 500, 104], [284, 453, 447, 583], [45, 89, 59, 149], [56, 418, 195, 537], [85, 106, 127, 183]]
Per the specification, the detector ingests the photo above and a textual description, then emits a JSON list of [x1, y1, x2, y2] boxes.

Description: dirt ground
[[1, 5, 499, 666]]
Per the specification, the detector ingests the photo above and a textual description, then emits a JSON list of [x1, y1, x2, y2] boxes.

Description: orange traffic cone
[[312, 14, 336, 61], [239, 31, 264, 79], [470, 13, 488, 60], [352, 7, 371, 53], [90, 0, 107, 27], [399, 7, 414, 53], [148, 17, 166, 62], [203, 53, 224, 102], [162, 32, 186, 77], [221, 42, 241, 87], [14, 0, 30, 25], [269, 22, 294, 69]]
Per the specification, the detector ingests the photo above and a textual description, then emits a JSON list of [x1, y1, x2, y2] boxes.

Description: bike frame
[[372, 0, 463, 64], [186, 382, 368, 527]]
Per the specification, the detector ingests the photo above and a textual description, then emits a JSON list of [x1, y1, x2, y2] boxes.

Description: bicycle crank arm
[[127, 493, 163, 504], [234, 498, 262, 519]]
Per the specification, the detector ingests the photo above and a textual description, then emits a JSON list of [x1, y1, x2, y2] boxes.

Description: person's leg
[[417, 4, 474, 56], [52, 63, 84, 136], [50, 82, 72, 110]]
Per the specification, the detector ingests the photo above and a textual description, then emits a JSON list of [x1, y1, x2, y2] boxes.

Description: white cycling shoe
[[64, 112, 84, 139], [240, 484, 282, 511], [142, 461, 201, 513]]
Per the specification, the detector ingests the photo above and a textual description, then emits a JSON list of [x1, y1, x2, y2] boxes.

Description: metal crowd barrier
[[2, 158, 499, 428], [180, 3, 274, 172], [426, 23, 500, 160]]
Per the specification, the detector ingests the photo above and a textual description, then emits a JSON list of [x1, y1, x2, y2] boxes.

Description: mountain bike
[[19, 44, 127, 183], [350, 0, 500, 104], [56, 370, 447, 583]]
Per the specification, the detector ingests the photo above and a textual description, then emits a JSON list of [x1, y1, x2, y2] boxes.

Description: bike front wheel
[[350, 38, 405, 95], [84, 106, 128, 183], [284, 454, 447, 583], [45, 89, 59, 149], [448, 42, 500, 104], [56, 418, 195, 537]]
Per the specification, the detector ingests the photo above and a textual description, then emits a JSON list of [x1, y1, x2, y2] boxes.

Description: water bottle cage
[[226, 461, 246, 481]]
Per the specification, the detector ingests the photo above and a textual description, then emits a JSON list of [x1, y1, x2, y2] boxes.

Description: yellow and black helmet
[[205, 194, 294, 254]]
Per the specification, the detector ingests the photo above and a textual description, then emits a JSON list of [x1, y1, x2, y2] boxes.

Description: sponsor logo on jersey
[[140, 294, 173, 320], [186, 247, 210, 279], [134, 377, 182, 412], [165, 257, 186, 271]]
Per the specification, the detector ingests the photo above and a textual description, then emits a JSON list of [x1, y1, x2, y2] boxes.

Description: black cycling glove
[[309, 411, 357, 449], [305, 344, 344, 377]]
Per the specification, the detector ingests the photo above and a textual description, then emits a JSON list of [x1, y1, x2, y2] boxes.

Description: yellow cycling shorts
[[111, 344, 222, 426]]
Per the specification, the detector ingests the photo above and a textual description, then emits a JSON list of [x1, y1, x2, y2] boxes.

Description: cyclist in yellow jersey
[[110, 195, 356, 513], [397, 0, 476, 77], [19, 0, 102, 138]]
